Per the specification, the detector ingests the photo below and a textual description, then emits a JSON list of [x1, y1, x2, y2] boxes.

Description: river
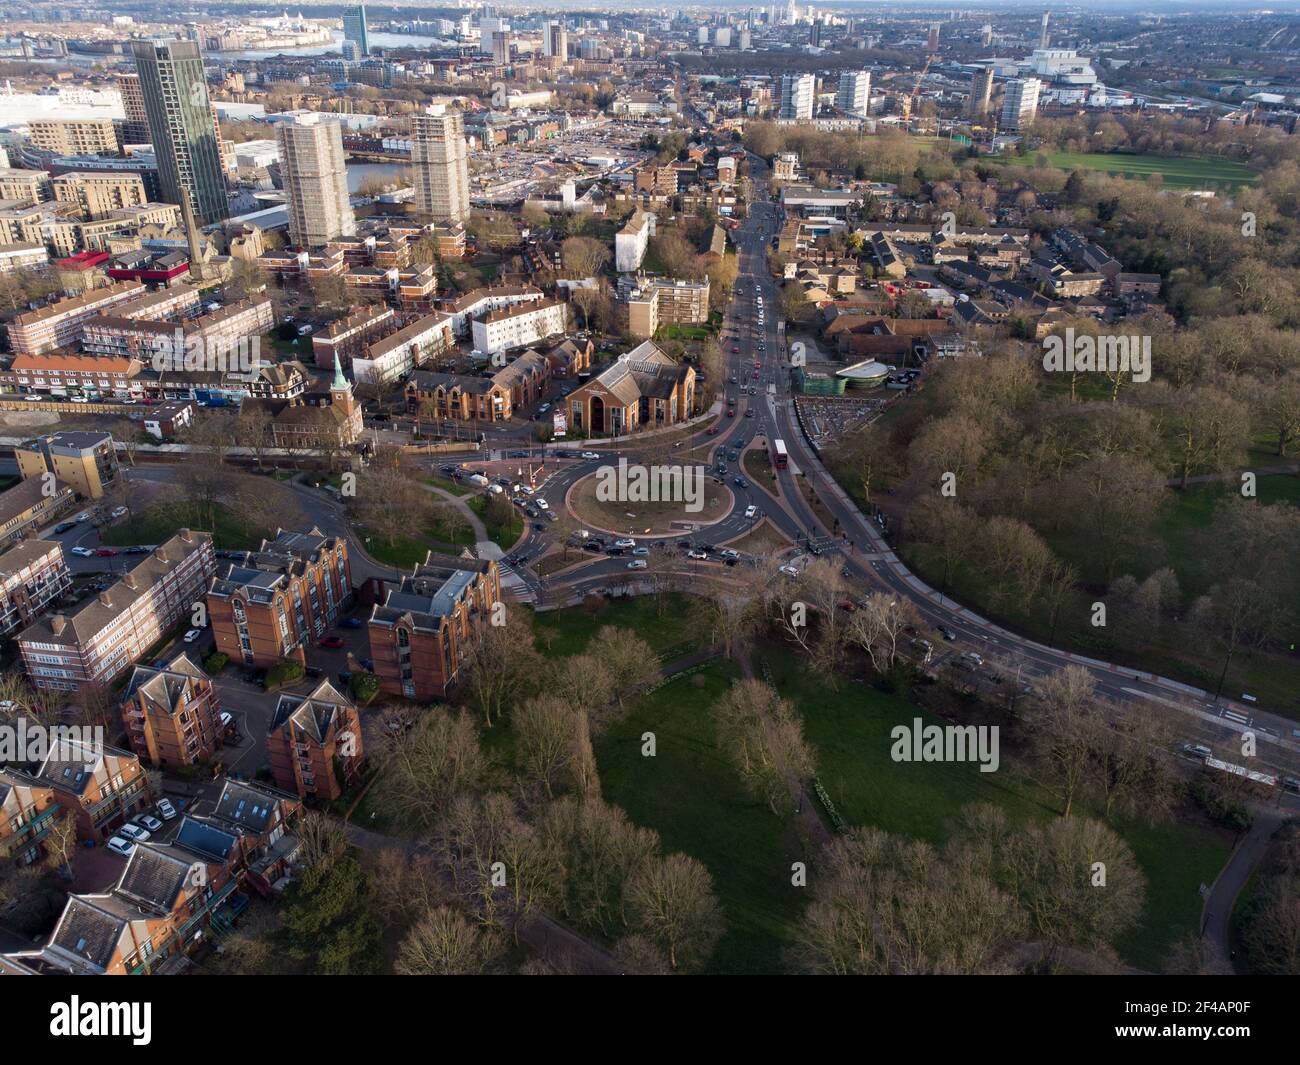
[[228, 30, 455, 61]]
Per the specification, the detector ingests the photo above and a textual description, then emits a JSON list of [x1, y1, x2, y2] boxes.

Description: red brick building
[[368, 553, 501, 701], [266, 680, 364, 801], [122, 652, 224, 768]]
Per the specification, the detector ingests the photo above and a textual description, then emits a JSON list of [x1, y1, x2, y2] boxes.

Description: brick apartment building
[[122, 652, 225, 768], [404, 348, 550, 423], [267, 679, 364, 801], [18, 530, 216, 693], [566, 341, 696, 435], [207, 528, 352, 668], [368, 553, 501, 700], [0, 539, 72, 636], [0, 769, 65, 867], [310, 304, 397, 370], [4, 280, 146, 354]]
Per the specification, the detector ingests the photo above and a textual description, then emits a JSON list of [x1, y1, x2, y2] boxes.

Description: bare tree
[[712, 679, 816, 818], [378, 710, 488, 832], [395, 905, 504, 975], [624, 852, 724, 973]]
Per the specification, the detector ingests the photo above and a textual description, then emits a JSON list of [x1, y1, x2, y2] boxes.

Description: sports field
[[996, 150, 1257, 189]]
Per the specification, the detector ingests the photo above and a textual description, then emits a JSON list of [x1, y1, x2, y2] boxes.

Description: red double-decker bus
[[772, 438, 788, 470]]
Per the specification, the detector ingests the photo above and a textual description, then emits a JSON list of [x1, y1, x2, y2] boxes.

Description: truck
[[468, 473, 490, 488]]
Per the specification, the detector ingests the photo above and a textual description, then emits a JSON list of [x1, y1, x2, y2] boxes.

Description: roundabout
[[565, 465, 735, 537]]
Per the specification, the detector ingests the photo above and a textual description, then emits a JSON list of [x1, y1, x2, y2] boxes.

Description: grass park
[[992, 149, 1258, 189]]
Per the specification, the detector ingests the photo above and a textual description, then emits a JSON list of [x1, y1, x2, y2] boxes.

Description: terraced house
[[33, 738, 151, 843], [207, 527, 352, 668], [368, 553, 501, 700], [0, 779, 303, 975]]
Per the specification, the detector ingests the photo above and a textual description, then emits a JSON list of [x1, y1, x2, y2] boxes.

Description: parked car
[[182, 629, 202, 643], [535, 498, 549, 510], [581, 451, 600, 460], [106, 836, 136, 858], [614, 538, 636, 549], [341, 617, 363, 629], [1182, 743, 1212, 759], [118, 823, 150, 843], [219, 711, 234, 732], [94, 547, 118, 557], [156, 799, 177, 821], [938, 626, 957, 641], [320, 635, 345, 649], [71, 546, 94, 557], [960, 651, 984, 667], [135, 814, 163, 833], [110, 506, 128, 518], [631, 547, 649, 556], [627, 560, 647, 570], [686, 549, 708, 560], [54, 521, 76, 534]]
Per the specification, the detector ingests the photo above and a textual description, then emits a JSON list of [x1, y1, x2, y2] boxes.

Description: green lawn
[[468, 495, 523, 548], [529, 593, 697, 658], [991, 150, 1258, 189], [364, 535, 429, 568], [596, 659, 808, 974], [765, 649, 1232, 971], [100, 501, 272, 550], [425, 474, 474, 497]]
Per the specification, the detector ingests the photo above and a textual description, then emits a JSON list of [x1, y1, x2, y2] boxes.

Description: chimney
[[178, 528, 193, 543], [98, 591, 112, 607], [122, 572, 138, 590], [50, 614, 66, 635]]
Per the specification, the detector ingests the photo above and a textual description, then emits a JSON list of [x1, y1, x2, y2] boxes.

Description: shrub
[[203, 652, 229, 675], [349, 671, 380, 704], [265, 658, 305, 690]]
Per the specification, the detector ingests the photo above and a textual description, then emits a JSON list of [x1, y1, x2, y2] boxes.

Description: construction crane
[[900, 53, 933, 125]]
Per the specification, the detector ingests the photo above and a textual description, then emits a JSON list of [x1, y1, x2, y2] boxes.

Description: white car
[[156, 799, 177, 821], [183, 629, 202, 643], [686, 549, 709, 560], [581, 451, 600, 460], [106, 836, 136, 858], [135, 814, 163, 833], [117, 823, 151, 843], [744, 505, 758, 519], [614, 538, 636, 549], [110, 506, 128, 518], [534, 498, 549, 511], [74, 512, 90, 523], [779, 565, 800, 577], [219, 711, 234, 730], [71, 546, 95, 557], [627, 560, 647, 570]]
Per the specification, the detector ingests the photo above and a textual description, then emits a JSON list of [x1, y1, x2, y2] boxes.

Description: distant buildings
[[968, 68, 995, 119], [275, 114, 355, 249], [836, 71, 871, 115], [131, 39, 228, 226], [615, 209, 655, 272], [412, 106, 471, 225], [544, 21, 569, 62], [343, 4, 370, 57], [780, 74, 815, 120], [1001, 77, 1042, 131]]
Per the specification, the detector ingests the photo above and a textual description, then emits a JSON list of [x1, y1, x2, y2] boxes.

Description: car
[[960, 652, 984, 667], [71, 546, 94, 557], [686, 549, 708, 560], [745, 409, 755, 418], [219, 711, 234, 731], [296, 324, 314, 336], [744, 505, 758, 519], [1182, 743, 1212, 759], [627, 560, 647, 570], [733, 477, 748, 488], [938, 626, 957, 641], [182, 629, 202, 643], [581, 451, 600, 460], [779, 564, 799, 577], [320, 635, 346, 649], [110, 506, 128, 518], [54, 521, 76, 534], [719, 549, 739, 560], [341, 617, 363, 629], [135, 814, 163, 833], [106, 836, 136, 858], [605, 546, 625, 556], [631, 547, 649, 556], [546, 510, 558, 522], [156, 799, 177, 821], [94, 547, 118, 557], [535, 498, 549, 510], [1282, 776, 1300, 794], [118, 823, 151, 843], [73, 512, 90, 523], [518, 484, 535, 495], [728, 409, 737, 418], [615, 538, 636, 549]]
